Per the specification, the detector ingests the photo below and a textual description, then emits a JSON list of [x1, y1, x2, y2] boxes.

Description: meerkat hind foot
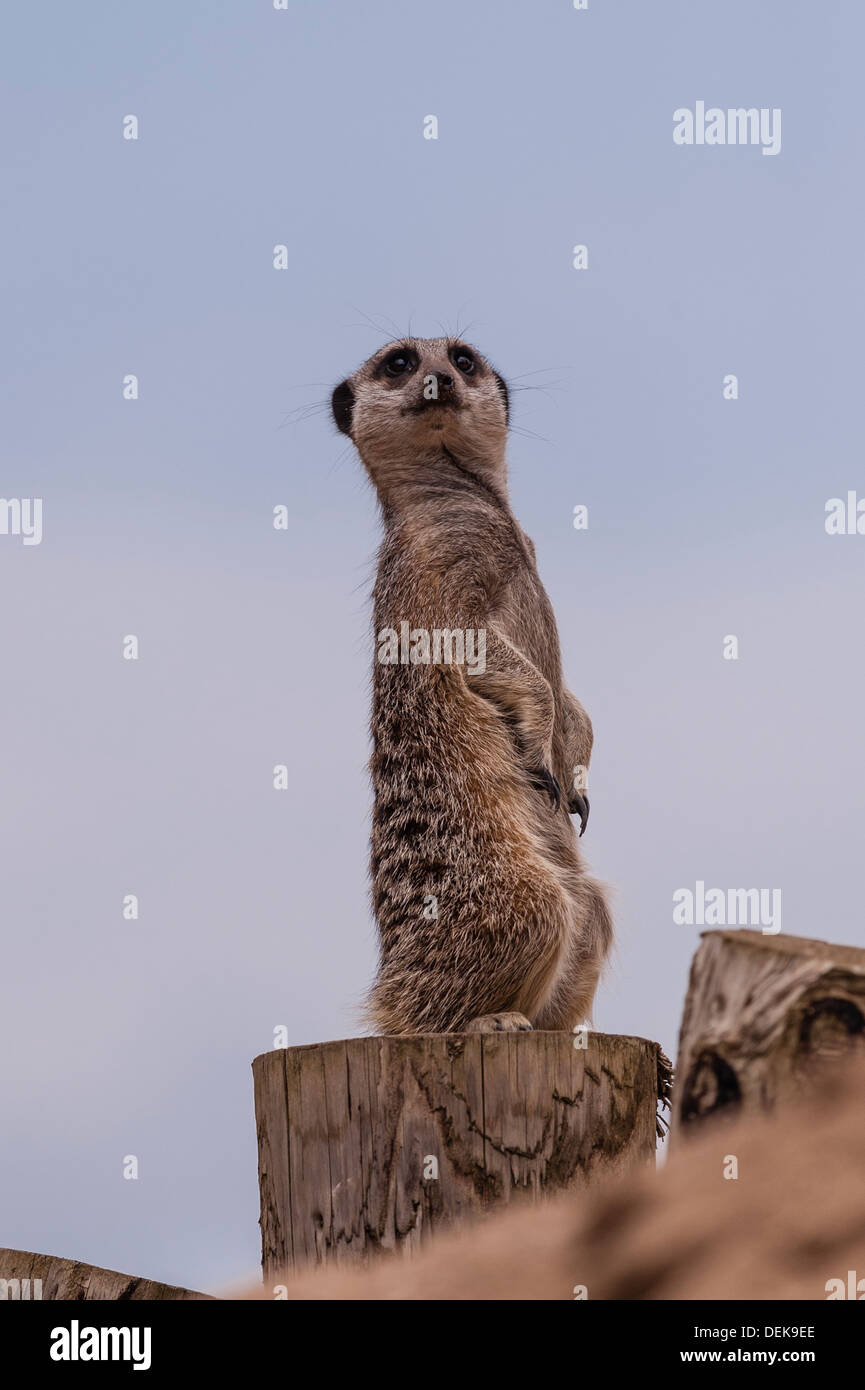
[[464, 1012, 533, 1033]]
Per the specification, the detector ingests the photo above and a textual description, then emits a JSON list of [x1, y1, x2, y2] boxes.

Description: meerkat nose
[[435, 372, 455, 396]]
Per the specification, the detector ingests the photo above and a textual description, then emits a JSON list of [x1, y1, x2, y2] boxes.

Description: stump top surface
[[0, 1248, 212, 1300], [252, 1030, 660, 1067], [699, 929, 865, 969]]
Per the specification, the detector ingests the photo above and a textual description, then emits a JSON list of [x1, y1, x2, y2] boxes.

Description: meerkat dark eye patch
[[331, 379, 355, 435], [380, 348, 417, 378], [452, 348, 476, 375]]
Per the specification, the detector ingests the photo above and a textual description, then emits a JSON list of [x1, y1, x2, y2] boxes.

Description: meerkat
[[332, 337, 612, 1034]]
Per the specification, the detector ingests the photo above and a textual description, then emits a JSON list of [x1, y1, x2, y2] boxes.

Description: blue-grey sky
[[1, 0, 863, 1293]]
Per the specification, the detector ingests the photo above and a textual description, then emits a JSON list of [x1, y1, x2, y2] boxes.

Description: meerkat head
[[331, 337, 510, 501]]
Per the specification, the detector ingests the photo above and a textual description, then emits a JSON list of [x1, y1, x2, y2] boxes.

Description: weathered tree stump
[[0, 1249, 211, 1300], [673, 929, 865, 1135], [253, 1030, 665, 1276]]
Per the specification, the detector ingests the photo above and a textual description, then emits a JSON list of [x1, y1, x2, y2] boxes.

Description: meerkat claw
[[568, 791, 590, 836], [531, 765, 561, 811], [465, 1012, 534, 1033]]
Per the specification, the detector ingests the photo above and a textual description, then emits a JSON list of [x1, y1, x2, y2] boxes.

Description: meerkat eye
[[453, 350, 475, 375], [384, 351, 413, 377]]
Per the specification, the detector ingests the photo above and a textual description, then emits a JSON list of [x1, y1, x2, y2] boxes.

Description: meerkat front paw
[[529, 765, 561, 811], [568, 790, 590, 837], [465, 1012, 534, 1033]]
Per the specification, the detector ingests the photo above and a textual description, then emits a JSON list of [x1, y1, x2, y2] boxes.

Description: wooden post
[[0, 1249, 211, 1300], [253, 1030, 667, 1276], [673, 929, 865, 1135]]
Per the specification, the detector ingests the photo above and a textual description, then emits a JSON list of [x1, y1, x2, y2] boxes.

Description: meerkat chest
[[495, 569, 562, 680]]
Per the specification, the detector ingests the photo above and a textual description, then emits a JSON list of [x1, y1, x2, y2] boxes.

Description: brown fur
[[332, 338, 612, 1034], [237, 1062, 865, 1301]]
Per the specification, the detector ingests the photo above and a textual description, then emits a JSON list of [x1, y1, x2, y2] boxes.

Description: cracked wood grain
[[672, 929, 865, 1138], [253, 1031, 660, 1275]]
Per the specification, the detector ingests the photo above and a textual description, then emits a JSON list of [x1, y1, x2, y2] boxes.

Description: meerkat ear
[[492, 371, 509, 425], [331, 379, 355, 436]]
